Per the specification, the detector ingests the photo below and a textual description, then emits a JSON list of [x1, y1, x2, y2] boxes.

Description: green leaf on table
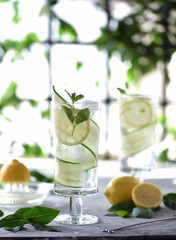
[[23, 206, 60, 225], [0, 210, 4, 217], [14, 207, 31, 215], [115, 210, 129, 218], [131, 207, 153, 219], [0, 214, 29, 230], [32, 223, 61, 232], [163, 193, 176, 209], [0, 206, 60, 232], [108, 202, 135, 217]]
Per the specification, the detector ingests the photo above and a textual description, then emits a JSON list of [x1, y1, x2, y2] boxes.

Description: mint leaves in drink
[[54, 88, 90, 136], [64, 90, 90, 127], [0, 206, 60, 232]]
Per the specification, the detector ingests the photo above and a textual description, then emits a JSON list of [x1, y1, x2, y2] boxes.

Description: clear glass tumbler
[[52, 99, 101, 225], [119, 94, 156, 174]]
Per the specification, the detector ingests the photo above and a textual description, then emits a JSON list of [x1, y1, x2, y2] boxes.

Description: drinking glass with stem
[[51, 86, 101, 225]]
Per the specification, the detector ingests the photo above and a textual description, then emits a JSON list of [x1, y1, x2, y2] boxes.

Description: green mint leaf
[[75, 108, 90, 125], [163, 193, 176, 209], [0, 210, 4, 217], [14, 207, 31, 215], [131, 207, 153, 219], [117, 87, 126, 94], [32, 223, 61, 232], [115, 210, 129, 218], [74, 94, 84, 102], [71, 92, 77, 102], [65, 90, 84, 103], [23, 206, 60, 225], [108, 202, 135, 214], [63, 106, 74, 123], [0, 214, 29, 230]]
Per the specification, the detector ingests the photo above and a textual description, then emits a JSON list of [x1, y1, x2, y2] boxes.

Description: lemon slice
[[122, 99, 153, 127], [54, 108, 90, 146], [132, 182, 163, 208]]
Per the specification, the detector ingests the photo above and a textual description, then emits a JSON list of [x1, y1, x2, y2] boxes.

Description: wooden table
[[0, 159, 176, 239]]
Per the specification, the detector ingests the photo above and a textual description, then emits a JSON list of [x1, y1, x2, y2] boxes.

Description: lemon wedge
[[121, 99, 153, 127], [132, 182, 163, 208], [54, 107, 90, 146]]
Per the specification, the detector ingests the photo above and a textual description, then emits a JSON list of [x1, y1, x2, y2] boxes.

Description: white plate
[[0, 182, 52, 208]]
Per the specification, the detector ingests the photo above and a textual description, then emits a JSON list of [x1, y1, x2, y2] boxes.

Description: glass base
[[55, 214, 98, 225]]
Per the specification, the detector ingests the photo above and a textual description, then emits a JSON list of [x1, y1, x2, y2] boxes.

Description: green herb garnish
[[107, 202, 153, 219], [0, 206, 60, 232], [63, 90, 90, 135], [163, 193, 176, 210], [131, 207, 153, 219]]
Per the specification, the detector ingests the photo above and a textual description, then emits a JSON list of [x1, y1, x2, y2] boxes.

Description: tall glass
[[52, 100, 101, 225], [119, 94, 156, 174]]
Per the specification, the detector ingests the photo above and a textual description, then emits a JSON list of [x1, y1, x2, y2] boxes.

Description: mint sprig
[[0, 206, 61, 232], [63, 90, 90, 135]]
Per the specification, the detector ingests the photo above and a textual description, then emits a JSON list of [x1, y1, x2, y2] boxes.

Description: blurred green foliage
[[0, 0, 175, 157]]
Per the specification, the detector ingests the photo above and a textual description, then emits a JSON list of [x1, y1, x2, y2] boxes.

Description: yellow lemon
[[104, 176, 140, 205], [0, 159, 30, 184], [132, 182, 163, 208]]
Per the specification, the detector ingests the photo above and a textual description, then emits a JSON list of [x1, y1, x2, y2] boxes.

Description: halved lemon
[[0, 159, 30, 183], [54, 108, 90, 146], [121, 99, 153, 127], [132, 182, 163, 208]]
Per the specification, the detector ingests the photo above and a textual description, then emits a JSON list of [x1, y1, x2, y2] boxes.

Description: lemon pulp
[[132, 182, 163, 208]]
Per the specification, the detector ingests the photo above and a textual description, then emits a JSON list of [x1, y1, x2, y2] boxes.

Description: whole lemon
[[104, 176, 140, 205], [0, 159, 30, 184]]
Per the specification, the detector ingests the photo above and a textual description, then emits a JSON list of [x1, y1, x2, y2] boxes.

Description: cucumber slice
[[122, 123, 155, 158], [55, 159, 85, 188], [82, 119, 100, 159]]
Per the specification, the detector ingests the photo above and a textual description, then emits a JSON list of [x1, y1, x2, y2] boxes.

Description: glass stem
[[70, 196, 83, 217]]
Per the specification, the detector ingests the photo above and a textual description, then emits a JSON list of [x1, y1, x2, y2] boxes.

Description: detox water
[[52, 100, 100, 196], [119, 94, 156, 173]]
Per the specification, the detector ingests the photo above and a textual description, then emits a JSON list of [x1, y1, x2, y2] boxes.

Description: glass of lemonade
[[51, 87, 101, 225], [119, 94, 156, 174]]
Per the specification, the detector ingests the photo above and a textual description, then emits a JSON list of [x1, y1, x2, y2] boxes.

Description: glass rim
[[51, 100, 102, 110], [119, 93, 153, 100]]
